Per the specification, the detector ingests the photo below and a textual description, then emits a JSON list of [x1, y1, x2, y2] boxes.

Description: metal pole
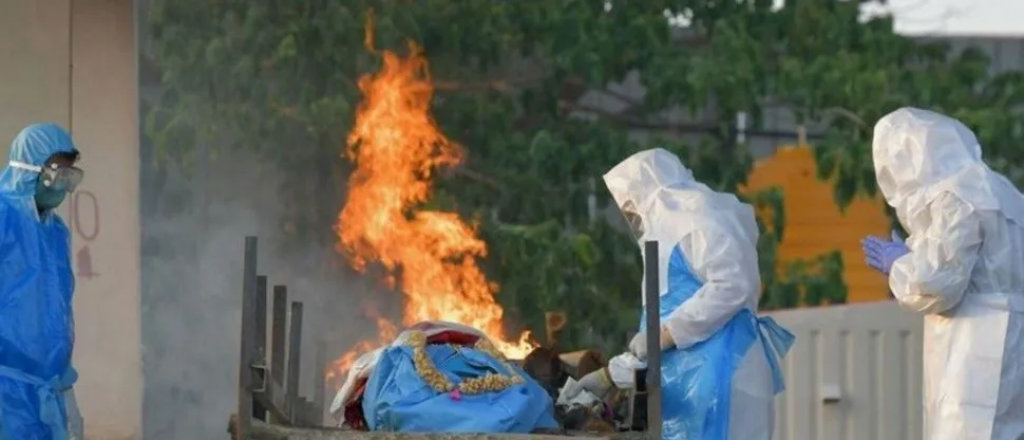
[[253, 276, 269, 421], [313, 338, 327, 426], [643, 240, 662, 440], [299, 398, 313, 426], [287, 301, 305, 423], [271, 286, 288, 386], [269, 285, 288, 424], [236, 237, 259, 440]]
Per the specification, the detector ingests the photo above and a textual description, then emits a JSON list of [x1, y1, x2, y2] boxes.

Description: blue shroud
[[362, 342, 559, 433], [639, 247, 795, 440]]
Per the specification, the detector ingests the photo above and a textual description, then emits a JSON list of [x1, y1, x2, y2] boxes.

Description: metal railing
[[228, 237, 663, 440], [233, 236, 327, 439]]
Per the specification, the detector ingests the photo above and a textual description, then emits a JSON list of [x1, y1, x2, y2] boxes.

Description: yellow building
[[745, 145, 892, 303]]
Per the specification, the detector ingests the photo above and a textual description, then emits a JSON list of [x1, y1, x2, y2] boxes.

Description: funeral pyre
[[325, 18, 642, 434], [329, 17, 533, 382], [328, 321, 634, 433]]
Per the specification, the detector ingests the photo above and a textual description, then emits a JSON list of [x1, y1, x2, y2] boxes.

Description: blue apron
[[639, 247, 794, 440]]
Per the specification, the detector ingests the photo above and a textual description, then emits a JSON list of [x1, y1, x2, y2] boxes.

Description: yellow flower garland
[[405, 330, 525, 395]]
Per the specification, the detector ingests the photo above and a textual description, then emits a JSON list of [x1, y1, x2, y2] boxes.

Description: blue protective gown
[[0, 123, 79, 440]]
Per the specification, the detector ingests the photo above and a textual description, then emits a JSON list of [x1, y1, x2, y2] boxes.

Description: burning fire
[[329, 23, 534, 382]]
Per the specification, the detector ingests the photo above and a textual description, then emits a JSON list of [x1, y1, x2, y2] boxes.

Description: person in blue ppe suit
[[862, 108, 1024, 440], [562, 148, 795, 440], [0, 123, 85, 440]]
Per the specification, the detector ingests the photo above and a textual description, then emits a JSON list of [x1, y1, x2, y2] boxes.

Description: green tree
[[791, 11, 1024, 217], [157, 0, 1024, 353]]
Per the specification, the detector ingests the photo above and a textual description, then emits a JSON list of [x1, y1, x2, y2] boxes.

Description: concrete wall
[[0, 1, 141, 439]]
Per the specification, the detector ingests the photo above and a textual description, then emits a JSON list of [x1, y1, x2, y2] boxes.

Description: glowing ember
[[329, 22, 535, 383]]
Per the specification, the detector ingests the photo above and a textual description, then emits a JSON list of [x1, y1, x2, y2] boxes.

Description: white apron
[[924, 293, 1024, 440]]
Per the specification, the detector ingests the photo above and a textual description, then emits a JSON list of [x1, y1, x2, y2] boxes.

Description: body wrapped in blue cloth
[[361, 330, 558, 433]]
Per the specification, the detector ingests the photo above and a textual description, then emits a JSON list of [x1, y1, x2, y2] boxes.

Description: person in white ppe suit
[[861, 107, 1024, 440], [561, 148, 794, 440]]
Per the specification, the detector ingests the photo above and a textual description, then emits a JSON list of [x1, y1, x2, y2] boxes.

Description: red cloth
[[342, 329, 483, 429], [426, 330, 480, 346], [344, 380, 369, 431]]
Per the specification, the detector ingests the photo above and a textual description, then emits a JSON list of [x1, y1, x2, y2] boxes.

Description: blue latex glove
[[861, 230, 910, 275]]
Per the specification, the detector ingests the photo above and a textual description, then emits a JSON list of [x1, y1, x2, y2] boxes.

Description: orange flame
[[329, 23, 535, 383], [324, 304, 398, 385]]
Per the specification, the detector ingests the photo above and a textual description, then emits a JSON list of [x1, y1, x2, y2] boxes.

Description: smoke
[[136, 2, 403, 434], [138, 143, 397, 439]]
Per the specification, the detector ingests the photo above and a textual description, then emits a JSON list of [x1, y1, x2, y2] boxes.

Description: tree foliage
[[796, 9, 1024, 215], [147, 0, 1019, 352]]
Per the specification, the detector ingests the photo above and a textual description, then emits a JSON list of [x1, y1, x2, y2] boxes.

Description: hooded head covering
[[603, 149, 696, 214], [872, 107, 1024, 228], [602, 148, 759, 300], [603, 148, 757, 241], [0, 123, 78, 215]]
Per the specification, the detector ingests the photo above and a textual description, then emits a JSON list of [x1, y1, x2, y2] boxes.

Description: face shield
[[619, 200, 645, 239]]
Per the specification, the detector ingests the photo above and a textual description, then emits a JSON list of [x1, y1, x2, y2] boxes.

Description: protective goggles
[[10, 161, 85, 192]]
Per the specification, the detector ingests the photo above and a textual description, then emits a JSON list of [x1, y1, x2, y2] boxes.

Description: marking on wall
[[69, 190, 100, 279]]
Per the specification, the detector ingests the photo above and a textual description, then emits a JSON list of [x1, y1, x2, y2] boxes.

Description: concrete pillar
[[0, 0, 142, 438]]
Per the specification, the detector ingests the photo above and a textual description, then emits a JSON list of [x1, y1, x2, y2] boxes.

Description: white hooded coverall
[[873, 107, 1024, 440], [602, 148, 792, 440]]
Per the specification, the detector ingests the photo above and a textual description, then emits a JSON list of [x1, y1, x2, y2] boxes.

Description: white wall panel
[[766, 302, 924, 440]]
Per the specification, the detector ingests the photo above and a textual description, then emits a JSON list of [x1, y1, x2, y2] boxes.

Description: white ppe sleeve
[[664, 227, 759, 350], [889, 192, 983, 314]]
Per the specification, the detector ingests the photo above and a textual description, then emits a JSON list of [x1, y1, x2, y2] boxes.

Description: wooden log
[[227, 415, 649, 440]]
